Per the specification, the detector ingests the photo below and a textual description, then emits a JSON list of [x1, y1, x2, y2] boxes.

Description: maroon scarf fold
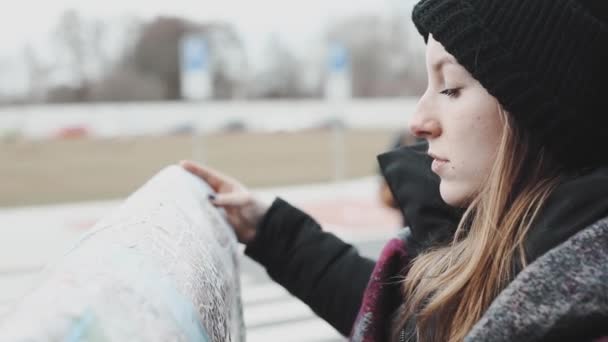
[[350, 233, 411, 342]]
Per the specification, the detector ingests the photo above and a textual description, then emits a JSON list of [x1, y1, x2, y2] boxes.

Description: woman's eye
[[440, 88, 460, 97]]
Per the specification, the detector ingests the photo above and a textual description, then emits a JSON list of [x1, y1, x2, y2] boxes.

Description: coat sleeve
[[244, 197, 376, 336]]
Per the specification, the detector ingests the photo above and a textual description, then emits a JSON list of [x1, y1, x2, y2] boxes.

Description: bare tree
[[129, 16, 190, 100], [249, 34, 306, 98], [325, 13, 426, 97], [206, 23, 249, 99], [51, 10, 118, 102], [89, 68, 167, 102], [53, 10, 88, 99], [22, 45, 51, 103], [128, 17, 248, 100]]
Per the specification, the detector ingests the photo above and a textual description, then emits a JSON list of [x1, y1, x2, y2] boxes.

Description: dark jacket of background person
[[245, 145, 608, 341], [378, 131, 424, 227]]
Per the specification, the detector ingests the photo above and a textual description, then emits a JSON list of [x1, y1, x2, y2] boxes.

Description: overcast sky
[[0, 0, 415, 96], [0, 0, 410, 53]]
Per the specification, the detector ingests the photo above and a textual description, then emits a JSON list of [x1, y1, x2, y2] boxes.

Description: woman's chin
[[439, 182, 471, 207]]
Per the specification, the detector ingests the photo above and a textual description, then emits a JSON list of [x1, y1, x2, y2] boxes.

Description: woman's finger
[[180, 160, 227, 189], [210, 192, 250, 207]]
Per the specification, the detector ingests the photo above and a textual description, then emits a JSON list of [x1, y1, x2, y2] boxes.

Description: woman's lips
[[428, 152, 449, 174], [431, 158, 449, 173]]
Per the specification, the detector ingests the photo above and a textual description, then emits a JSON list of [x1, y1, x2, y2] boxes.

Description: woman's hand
[[180, 160, 271, 244]]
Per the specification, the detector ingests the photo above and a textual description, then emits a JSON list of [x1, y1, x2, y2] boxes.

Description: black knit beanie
[[412, 0, 608, 171]]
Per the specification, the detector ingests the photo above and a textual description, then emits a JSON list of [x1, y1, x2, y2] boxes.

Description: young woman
[[182, 0, 608, 340]]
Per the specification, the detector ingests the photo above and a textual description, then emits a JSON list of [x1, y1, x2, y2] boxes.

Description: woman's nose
[[409, 105, 441, 139]]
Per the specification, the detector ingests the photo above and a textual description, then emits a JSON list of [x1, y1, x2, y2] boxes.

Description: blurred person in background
[[182, 0, 608, 341], [378, 130, 424, 227]]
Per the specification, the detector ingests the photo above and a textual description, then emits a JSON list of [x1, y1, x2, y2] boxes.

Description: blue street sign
[[329, 43, 349, 72], [180, 34, 212, 100], [182, 36, 208, 72]]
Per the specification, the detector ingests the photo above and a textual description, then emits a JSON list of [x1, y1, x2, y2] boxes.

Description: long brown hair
[[393, 107, 563, 342]]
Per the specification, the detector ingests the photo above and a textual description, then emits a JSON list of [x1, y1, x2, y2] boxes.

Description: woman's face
[[409, 35, 505, 207]]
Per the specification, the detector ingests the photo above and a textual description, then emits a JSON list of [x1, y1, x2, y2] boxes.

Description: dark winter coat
[[245, 144, 608, 341]]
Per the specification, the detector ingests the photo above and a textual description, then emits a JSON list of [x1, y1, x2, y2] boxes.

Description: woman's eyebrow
[[432, 56, 458, 72]]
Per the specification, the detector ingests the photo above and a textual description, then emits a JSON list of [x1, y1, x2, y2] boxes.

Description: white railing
[[0, 98, 417, 139]]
